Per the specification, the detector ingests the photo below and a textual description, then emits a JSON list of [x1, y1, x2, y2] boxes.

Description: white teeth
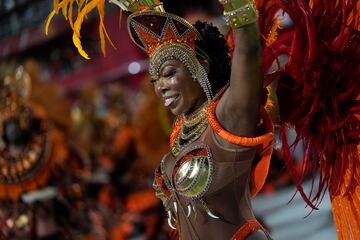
[[164, 97, 176, 107]]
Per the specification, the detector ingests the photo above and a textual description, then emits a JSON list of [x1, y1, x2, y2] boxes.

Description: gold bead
[[242, 14, 248, 22]]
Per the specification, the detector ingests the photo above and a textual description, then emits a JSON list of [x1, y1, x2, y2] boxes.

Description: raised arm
[[216, 0, 262, 138]]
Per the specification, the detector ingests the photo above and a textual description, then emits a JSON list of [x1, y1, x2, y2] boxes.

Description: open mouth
[[164, 95, 179, 107]]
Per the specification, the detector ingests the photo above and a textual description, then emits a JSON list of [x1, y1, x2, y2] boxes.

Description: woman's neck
[[184, 96, 208, 118]]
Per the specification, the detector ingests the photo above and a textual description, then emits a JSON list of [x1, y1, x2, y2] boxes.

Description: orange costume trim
[[170, 96, 274, 197], [0, 155, 52, 200], [231, 220, 263, 240], [0, 104, 66, 200], [208, 97, 274, 197], [0, 129, 67, 200], [207, 101, 273, 147], [170, 117, 183, 147]]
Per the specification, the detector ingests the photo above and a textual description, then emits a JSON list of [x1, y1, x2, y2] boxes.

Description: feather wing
[[258, 0, 360, 237]]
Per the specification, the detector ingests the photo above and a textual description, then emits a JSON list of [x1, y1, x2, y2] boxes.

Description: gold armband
[[219, 0, 258, 28]]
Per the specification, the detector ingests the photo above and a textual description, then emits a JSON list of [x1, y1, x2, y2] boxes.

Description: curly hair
[[194, 21, 231, 94]]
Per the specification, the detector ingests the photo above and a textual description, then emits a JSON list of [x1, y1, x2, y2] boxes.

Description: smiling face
[[153, 60, 206, 116]]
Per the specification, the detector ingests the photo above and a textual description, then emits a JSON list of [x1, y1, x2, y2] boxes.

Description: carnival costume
[[45, 0, 359, 239], [0, 65, 79, 238], [127, 3, 274, 238], [0, 66, 59, 201]]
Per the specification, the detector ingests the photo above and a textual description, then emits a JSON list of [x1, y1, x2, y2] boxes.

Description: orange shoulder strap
[[208, 98, 274, 197], [231, 220, 263, 240]]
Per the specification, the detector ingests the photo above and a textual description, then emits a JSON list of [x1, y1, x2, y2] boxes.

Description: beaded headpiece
[[45, 0, 214, 99], [127, 9, 214, 99]]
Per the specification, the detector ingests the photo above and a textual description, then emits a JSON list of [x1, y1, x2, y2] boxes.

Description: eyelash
[[163, 71, 176, 78], [150, 70, 176, 84]]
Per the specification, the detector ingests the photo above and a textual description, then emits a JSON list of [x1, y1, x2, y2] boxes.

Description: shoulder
[[215, 88, 258, 138]]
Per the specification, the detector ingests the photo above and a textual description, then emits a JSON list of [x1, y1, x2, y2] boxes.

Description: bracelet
[[110, 0, 164, 12], [224, 3, 258, 28], [218, 0, 232, 4], [219, 0, 258, 28], [219, 0, 254, 11]]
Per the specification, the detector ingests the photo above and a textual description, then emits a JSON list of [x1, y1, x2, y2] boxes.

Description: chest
[[162, 144, 215, 201], [161, 129, 254, 203]]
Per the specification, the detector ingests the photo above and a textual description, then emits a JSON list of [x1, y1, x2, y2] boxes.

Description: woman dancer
[[45, 0, 359, 239]]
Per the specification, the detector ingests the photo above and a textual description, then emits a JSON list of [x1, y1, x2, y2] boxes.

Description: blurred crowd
[[0, 59, 176, 240]]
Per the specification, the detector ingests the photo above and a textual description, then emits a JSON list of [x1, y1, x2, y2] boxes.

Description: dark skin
[[217, 23, 262, 138], [154, 22, 262, 143], [154, 61, 207, 116], [153, 23, 267, 240]]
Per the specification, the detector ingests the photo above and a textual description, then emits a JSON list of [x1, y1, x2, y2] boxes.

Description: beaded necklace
[[171, 102, 209, 156]]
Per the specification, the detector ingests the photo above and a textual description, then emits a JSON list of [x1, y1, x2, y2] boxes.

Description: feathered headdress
[[45, 0, 201, 60], [45, 0, 215, 97]]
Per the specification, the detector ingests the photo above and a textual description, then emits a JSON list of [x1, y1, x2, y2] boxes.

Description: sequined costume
[[45, 0, 274, 239], [125, 5, 274, 238], [44, 0, 359, 239], [153, 93, 273, 239]]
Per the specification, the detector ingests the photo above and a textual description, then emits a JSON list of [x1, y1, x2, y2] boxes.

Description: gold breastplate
[[162, 144, 214, 200]]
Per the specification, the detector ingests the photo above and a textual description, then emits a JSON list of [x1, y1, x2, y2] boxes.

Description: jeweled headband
[[127, 11, 207, 76], [127, 11, 213, 99]]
